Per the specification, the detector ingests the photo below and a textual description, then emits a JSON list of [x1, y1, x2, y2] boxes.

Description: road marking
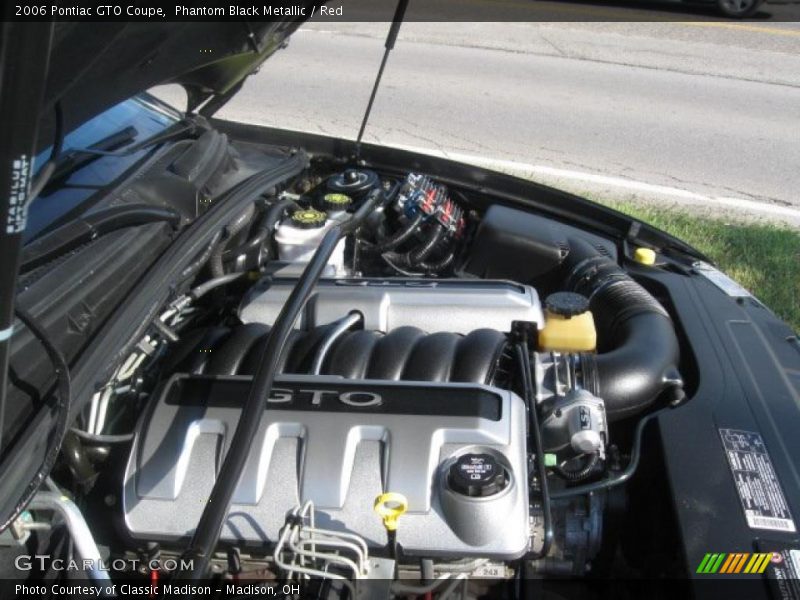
[[384, 143, 800, 221], [307, 0, 800, 26], [251, 119, 798, 221], [456, 0, 672, 20], [682, 22, 800, 37]]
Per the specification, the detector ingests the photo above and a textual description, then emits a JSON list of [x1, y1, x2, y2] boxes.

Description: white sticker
[[694, 261, 752, 298], [791, 549, 800, 576], [746, 511, 796, 533], [6, 155, 31, 234], [472, 564, 507, 578], [720, 429, 797, 533]]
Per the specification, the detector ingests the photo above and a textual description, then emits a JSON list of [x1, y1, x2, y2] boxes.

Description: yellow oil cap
[[538, 292, 597, 353], [633, 247, 657, 266], [374, 492, 408, 532]]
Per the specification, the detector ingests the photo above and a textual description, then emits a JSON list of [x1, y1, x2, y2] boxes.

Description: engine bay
[[15, 153, 695, 597]]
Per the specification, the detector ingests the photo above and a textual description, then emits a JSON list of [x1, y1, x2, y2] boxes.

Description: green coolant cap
[[290, 208, 327, 229], [322, 193, 353, 212]]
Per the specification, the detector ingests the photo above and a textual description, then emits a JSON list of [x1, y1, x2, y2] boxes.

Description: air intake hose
[[562, 239, 683, 421]]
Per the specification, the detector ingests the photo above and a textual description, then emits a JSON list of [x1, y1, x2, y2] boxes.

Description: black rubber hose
[[374, 213, 423, 252], [583, 315, 682, 421], [408, 223, 444, 265], [209, 204, 255, 277], [21, 205, 181, 271], [222, 197, 296, 266], [385, 180, 402, 204], [175, 189, 382, 581], [555, 452, 599, 482], [516, 343, 553, 560], [179, 230, 222, 281], [562, 238, 683, 421], [61, 432, 97, 488], [383, 223, 445, 268], [188, 272, 248, 301], [419, 250, 455, 274], [69, 428, 134, 444], [564, 239, 668, 335]]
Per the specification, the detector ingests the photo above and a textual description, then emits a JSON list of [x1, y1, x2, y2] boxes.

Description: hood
[[40, 16, 314, 140]]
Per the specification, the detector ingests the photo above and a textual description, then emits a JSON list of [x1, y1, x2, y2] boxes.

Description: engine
[[49, 165, 686, 595], [125, 279, 538, 557], [125, 374, 530, 558]]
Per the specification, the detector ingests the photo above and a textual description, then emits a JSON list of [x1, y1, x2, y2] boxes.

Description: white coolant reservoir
[[274, 207, 347, 276]]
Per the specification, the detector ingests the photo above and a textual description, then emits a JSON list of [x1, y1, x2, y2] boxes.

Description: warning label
[[719, 429, 796, 533], [758, 541, 800, 600]]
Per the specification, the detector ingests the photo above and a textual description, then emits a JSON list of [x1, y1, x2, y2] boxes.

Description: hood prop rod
[[354, 0, 409, 159]]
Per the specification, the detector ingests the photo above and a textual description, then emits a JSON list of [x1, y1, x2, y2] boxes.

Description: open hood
[[40, 15, 315, 139], [4, 17, 800, 595]]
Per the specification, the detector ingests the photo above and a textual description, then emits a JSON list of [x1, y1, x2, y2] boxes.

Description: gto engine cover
[[239, 278, 544, 334], [123, 375, 529, 558]]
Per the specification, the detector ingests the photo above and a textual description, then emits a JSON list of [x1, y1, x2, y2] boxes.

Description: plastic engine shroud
[[123, 374, 530, 558]]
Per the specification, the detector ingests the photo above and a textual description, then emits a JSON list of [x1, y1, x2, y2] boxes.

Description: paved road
[[322, 0, 800, 23], [213, 22, 800, 224]]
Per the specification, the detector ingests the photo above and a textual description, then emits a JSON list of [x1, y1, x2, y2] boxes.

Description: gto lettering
[[268, 388, 292, 403], [340, 391, 383, 407], [265, 388, 384, 409], [304, 389, 334, 406]]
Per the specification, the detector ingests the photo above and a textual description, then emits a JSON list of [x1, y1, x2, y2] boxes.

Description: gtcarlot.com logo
[[14, 555, 192, 572], [696, 552, 779, 574]]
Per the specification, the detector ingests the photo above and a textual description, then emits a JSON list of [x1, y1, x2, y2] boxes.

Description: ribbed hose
[[409, 224, 444, 264], [563, 238, 683, 421], [419, 250, 455, 274], [555, 452, 599, 481], [209, 203, 255, 277], [565, 244, 668, 336]]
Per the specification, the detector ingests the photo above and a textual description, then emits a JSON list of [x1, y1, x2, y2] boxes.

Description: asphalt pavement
[[209, 21, 800, 225]]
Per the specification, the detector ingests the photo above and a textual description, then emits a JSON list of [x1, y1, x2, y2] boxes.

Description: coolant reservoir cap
[[322, 193, 353, 212], [545, 292, 590, 318], [290, 208, 327, 229], [448, 453, 506, 498]]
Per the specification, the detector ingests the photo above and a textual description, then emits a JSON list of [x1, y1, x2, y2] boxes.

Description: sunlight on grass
[[604, 201, 800, 332]]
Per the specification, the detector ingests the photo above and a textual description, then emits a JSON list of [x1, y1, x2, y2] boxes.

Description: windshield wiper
[[41, 118, 200, 193], [46, 126, 138, 186]]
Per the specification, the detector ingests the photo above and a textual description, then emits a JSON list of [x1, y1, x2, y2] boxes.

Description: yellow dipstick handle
[[374, 492, 408, 532]]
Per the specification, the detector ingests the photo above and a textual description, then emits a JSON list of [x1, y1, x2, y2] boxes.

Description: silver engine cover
[[123, 374, 530, 558], [238, 278, 544, 334]]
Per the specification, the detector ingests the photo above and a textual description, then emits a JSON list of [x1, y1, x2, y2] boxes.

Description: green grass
[[603, 201, 800, 332]]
